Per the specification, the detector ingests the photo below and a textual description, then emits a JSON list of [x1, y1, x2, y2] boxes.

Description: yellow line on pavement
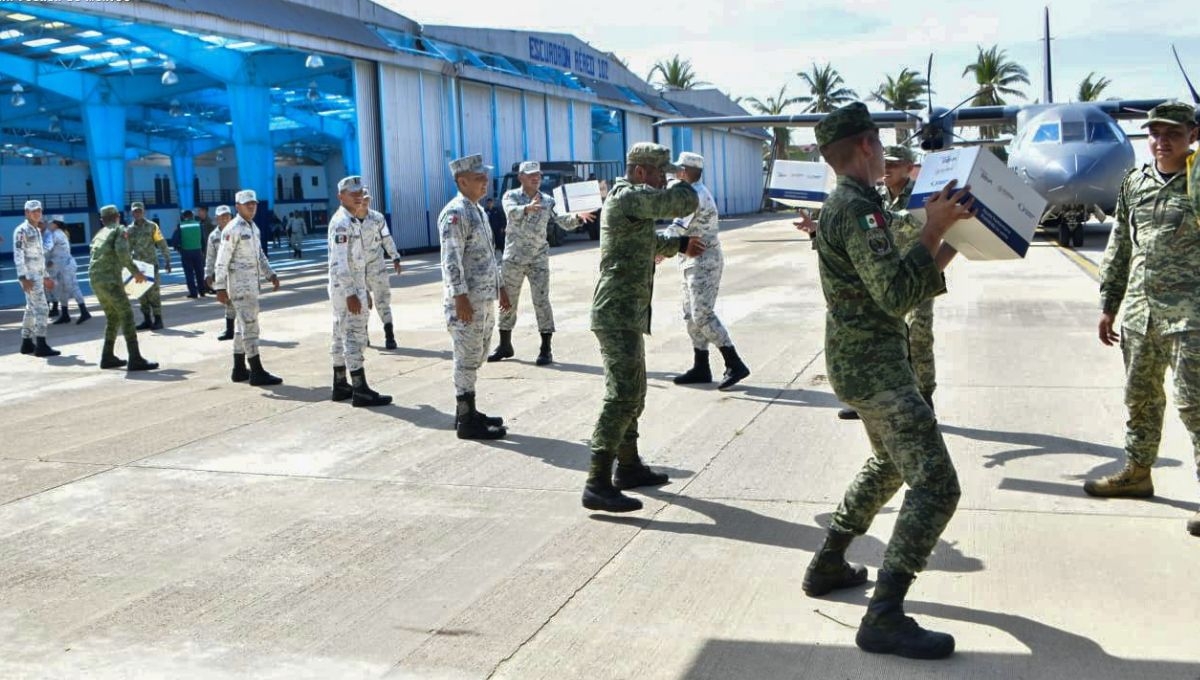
[[1033, 232, 1100, 282]]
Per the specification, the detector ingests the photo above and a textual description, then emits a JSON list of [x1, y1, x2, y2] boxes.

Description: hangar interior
[[0, 0, 766, 251]]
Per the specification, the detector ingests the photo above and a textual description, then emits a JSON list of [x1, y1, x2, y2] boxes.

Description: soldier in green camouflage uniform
[[837, 145, 934, 420], [89, 205, 158, 371], [584, 142, 704, 513], [800, 103, 974, 660], [1084, 102, 1200, 538], [125, 202, 172, 330]]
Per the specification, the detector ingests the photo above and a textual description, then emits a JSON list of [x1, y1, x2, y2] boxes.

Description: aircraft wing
[[1091, 98, 1172, 119], [654, 110, 917, 129]]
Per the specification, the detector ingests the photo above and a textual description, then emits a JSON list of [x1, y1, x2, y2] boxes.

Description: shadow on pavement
[[680, 601, 1200, 679], [998, 477, 1199, 514], [939, 423, 1184, 475]]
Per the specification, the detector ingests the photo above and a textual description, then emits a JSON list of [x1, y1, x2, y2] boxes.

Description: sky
[[384, 0, 1200, 155]]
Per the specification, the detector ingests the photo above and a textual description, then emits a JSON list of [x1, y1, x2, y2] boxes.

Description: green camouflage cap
[[883, 145, 916, 163], [130, 201, 145, 211], [1141, 101, 1196, 128], [99, 204, 119, 219], [815, 102, 877, 148], [626, 142, 678, 172]]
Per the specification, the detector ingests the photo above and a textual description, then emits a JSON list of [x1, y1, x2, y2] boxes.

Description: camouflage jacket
[[500, 188, 583, 265], [666, 181, 721, 269], [1100, 164, 1200, 335], [817, 175, 946, 401], [328, 206, 367, 299], [880, 179, 921, 253], [213, 215, 275, 289], [88, 225, 137, 282], [439, 193, 499, 305], [125, 218, 170, 265], [12, 220, 46, 279], [361, 208, 400, 268], [590, 177, 698, 333], [1189, 150, 1199, 225]]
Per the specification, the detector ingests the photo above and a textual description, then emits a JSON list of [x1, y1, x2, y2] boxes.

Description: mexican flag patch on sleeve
[[858, 211, 886, 231]]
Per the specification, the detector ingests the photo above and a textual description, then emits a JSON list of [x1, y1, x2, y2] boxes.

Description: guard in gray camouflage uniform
[[44, 216, 90, 325], [205, 205, 236, 341], [666, 152, 750, 390], [359, 191, 403, 350], [328, 176, 392, 408], [13, 200, 60, 357], [440, 154, 507, 439], [214, 190, 283, 386], [488, 160, 596, 366]]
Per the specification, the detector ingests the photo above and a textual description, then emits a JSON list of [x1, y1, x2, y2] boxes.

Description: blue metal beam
[[81, 101, 127, 207], [0, 50, 104, 102], [227, 83, 275, 207], [0, 133, 90, 160]]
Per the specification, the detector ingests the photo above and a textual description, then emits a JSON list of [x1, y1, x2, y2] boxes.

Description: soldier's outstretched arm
[[501, 192, 529, 226], [629, 181, 699, 221]]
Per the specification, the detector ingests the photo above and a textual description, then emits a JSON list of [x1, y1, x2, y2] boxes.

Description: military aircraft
[[656, 9, 1199, 248]]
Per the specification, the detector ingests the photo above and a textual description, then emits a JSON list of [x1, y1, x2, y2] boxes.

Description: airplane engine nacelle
[[919, 108, 955, 151]]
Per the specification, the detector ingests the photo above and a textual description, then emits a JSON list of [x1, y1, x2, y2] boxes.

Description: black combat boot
[[75, 302, 91, 325], [673, 348, 713, 385], [613, 442, 669, 490], [99, 338, 127, 370], [136, 310, 154, 331], [583, 451, 643, 512], [855, 570, 955, 659], [125, 338, 158, 371], [20, 337, 35, 354], [455, 393, 506, 439], [231, 353, 250, 382], [247, 355, 283, 386], [803, 529, 869, 596], [350, 368, 392, 408], [331, 366, 353, 401], [384, 322, 397, 350], [53, 301, 71, 324], [838, 407, 860, 420], [151, 314, 163, 330], [468, 391, 505, 427], [34, 336, 61, 357], [217, 317, 235, 341], [49, 301, 59, 317], [717, 345, 751, 390], [487, 330, 514, 362], [536, 332, 553, 366]]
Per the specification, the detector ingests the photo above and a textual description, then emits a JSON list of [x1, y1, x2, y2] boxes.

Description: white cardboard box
[[552, 180, 603, 215], [123, 259, 156, 299], [767, 161, 835, 209], [907, 147, 1047, 260]]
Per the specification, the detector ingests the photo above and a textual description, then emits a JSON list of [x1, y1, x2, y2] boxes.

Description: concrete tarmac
[[1, 217, 1196, 679]]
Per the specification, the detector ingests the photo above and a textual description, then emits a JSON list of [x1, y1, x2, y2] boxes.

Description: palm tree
[[797, 63, 858, 113], [744, 84, 811, 164], [648, 55, 709, 91], [1077, 72, 1112, 101], [873, 67, 930, 143], [963, 45, 1030, 138]]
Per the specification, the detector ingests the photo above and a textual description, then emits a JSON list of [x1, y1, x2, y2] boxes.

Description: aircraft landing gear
[[1054, 205, 1087, 248]]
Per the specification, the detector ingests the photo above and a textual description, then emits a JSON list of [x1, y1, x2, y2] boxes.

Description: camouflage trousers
[[221, 300, 235, 320], [20, 277, 49, 339], [830, 384, 961, 574], [50, 263, 85, 306], [590, 330, 646, 454], [229, 284, 263, 358], [906, 298, 936, 395], [330, 291, 369, 372], [138, 265, 162, 316], [366, 267, 393, 325], [498, 257, 554, 333], [680, 258, 732, 349], [1120, 326, 1200, 475], [448, 302, 495, 395], [91, 277, 136, 346]]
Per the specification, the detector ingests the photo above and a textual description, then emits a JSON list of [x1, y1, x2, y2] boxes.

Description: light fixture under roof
[[306, 81, 319, 102], [305, 54, 324, 69], [11, 84, 26, 108], [23, 37, 61, 48], [169, 98, 182, 117], [161, 59, 179, 86], [51, 44, 90, 55]]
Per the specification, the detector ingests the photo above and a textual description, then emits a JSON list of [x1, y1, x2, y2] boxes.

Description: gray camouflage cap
[[883, 145, 916, 163], [815, 102, 877, 149]]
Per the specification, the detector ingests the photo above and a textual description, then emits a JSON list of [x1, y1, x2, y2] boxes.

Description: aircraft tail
[[1042, 7, 1054, 103]]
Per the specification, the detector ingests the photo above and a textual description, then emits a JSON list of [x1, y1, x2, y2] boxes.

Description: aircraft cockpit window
[[1088, 122, 1118, 142], [1032, 123, 1060, 143], [1061, 121, 1086, 142]]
